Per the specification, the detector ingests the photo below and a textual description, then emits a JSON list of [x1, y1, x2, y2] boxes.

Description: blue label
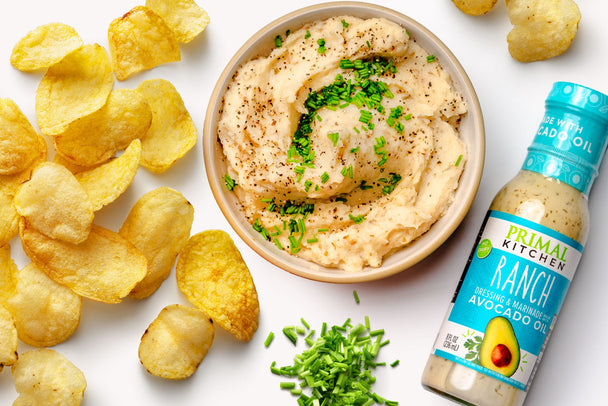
[[523, 82, 608, 195], [432, 211, 583, 390]]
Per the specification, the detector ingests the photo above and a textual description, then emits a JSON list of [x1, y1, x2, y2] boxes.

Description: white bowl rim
[[203, 1, 485, 283]]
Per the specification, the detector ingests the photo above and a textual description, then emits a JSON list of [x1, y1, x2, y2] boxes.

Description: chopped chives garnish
[[327, 132, 339, 146], [283, 327, 298, 345], [265, 332, 275, 347], [317, 38, 326, 54], [320, 172, 330, 184], [353, 290, 360, 304], [349, 213, 366, 224], [341, 165, 354, 179], [269, 318, 397, 405], [280, 381, 296, 389], [455, 154, 463, 167], [427, 54, 436, 63], [341, 19, 349, 28], [275, 35, 282, 48], [390, 359, 400, 367], [305, 30, 311, 39], [223, 173, 237, 191]]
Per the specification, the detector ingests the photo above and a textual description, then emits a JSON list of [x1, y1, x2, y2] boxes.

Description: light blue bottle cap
[[523, 82, 608, 195]]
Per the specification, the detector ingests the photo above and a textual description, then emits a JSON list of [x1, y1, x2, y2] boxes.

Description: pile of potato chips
[[1, 0, 260, 403], [451, 0, 581, 62]]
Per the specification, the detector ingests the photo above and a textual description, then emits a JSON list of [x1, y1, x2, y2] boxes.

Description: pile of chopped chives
[[268, 318, 399, 406]]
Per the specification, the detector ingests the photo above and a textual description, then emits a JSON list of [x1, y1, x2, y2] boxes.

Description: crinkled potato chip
[[119, 187, 194, 299], [139, 304, 214, 379], [176, 230, 259, 341], [19, 221, 147, 304], [36, 43, 114, 136], [0, 134, 47, 246], [0, 244, 17, 305], [108, 6, 181, 81], [75, 139, 141, 211], [0, 98, 41, 175], [10, 23, 83, 72], [0, 188, 20, 247], [53, 88, 152, 167], [12, 348, 86, 406], [145, 0, 210, 43], [0, 305, 18, 372], [53, 153, 100, 175], [14, 162, 94, 244], [507, 0, 581, 62], [6, 262, 82, 347], [452, 0, 497, 15], [136, 79, 197, 173]]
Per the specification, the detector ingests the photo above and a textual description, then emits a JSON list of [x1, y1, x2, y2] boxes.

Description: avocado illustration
[[478, 316, 520, 377]]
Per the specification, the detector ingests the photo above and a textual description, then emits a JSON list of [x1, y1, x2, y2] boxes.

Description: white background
[[1, 1, 607, 405]]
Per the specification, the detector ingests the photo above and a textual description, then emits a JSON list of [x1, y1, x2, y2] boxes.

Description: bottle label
[[431, 210, 583, 390]]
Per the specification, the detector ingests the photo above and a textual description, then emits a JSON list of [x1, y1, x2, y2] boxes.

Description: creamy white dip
[[217, 15, 467, 271]]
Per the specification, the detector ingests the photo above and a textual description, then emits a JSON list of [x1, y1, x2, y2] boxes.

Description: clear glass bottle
[[422, 82, 608, 406]]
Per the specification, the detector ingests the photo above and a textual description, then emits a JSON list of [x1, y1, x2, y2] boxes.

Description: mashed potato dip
[[217, 16, 467, 272]]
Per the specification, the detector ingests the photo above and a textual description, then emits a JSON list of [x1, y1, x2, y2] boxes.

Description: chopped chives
[[349, 213, 366, 224], [327, 132, 339, 146], [223, 173, 237, 191], [455, 154, 463, 167], [275, 35, 282, 48], [283, 327, 298, 345], [280, 381, 296, 389], [353, 290, 360, 304], [320, 172, 330, 184], [265, 332, 275, 347], [269, 318, 397, 405]]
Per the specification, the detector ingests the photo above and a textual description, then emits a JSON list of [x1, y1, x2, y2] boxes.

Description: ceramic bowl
[[203, 1, 485, 283]]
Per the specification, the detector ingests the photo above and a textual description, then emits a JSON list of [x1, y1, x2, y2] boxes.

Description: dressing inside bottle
[[422, 82, 608, 406]]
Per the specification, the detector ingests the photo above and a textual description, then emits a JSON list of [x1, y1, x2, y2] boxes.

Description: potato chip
[[75, 139, 141, 211], [136, 79, 197, 173], [0, 244, 17, 305], [14, 162, 94, 244], [53, 88, 152, 167], [0, 98, 42, 175], [10, 23, 83, 72], [36, 43, 114, 136], [452, 0, 497, 15], [19, 221, 147, 304], [507, 0, 581, 62], [176, 230, 259, 341], [53, 153, 99, 175], [0, 134, 48, 246], [108, 6, 181, 81], [0, 305, 18, 372], [12, 348, 86, 406], [119, 187, 194, 299], [145, 0, 210, 43], [139, 304, 214, 379], [6, 262, 82, 347], [0, 188, 20, 247]]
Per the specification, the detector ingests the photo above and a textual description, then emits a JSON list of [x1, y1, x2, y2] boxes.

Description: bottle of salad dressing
[[422, 82, 608, 406]]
